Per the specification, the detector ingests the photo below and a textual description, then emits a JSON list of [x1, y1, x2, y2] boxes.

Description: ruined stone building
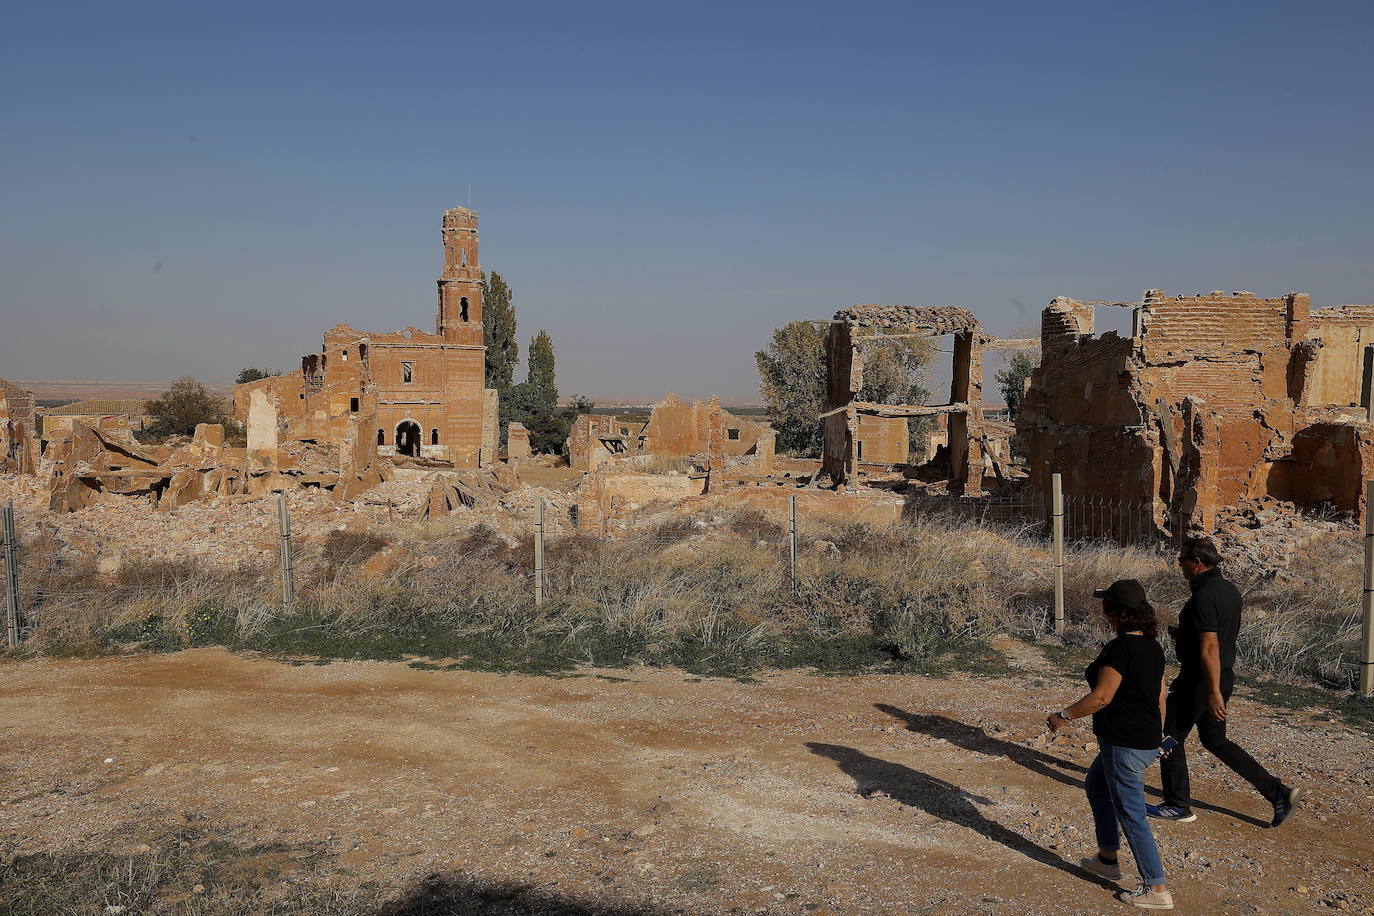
[[235, 207, 496, 467], [567, 394, 775, 473], [0, 377, 37, 475], [1018, 290, 1374, 536], [821, 306, 1034, 494]]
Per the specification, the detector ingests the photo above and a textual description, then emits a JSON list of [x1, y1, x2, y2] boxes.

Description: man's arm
[[1199, 632, 1226, 721]]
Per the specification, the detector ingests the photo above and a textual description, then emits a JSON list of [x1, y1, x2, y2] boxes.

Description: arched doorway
[[395, 420, 421, 457]]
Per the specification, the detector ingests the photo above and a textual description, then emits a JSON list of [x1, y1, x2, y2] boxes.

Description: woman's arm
[[1047, 666, 1123, 732]]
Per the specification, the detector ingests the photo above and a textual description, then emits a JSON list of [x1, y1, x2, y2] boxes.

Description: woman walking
[[1047, 579, 1172, 910]]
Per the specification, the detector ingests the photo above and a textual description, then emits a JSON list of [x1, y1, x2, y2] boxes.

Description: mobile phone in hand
[[1157, 736, 1179, 757]]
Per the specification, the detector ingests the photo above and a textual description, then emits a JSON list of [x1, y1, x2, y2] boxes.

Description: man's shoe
[[1080, 854, 1122, 880], [1271, 785, 1303, 828], [1119, 884, 1174, 910], [1145, 804, 1197, 822]]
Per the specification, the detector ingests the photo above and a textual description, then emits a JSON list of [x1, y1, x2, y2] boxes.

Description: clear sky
[[3, 1, 1372, 402]]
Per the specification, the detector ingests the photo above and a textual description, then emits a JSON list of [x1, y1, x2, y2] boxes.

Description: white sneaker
[[1119, 884, 1174, 910], [1079, 854, 1123, 880]]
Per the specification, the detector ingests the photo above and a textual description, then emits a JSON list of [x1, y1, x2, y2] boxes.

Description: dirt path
[[1, 649, 1370, 914]]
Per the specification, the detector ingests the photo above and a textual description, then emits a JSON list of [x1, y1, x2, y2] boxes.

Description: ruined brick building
[[235, 207, 496, 466], [0, 377, 38, 475], [1018, 290, 1374, 536], [567, 394, 775, 473]]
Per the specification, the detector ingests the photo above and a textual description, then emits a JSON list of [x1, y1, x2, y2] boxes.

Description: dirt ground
[[1, 646, 1371, 915]]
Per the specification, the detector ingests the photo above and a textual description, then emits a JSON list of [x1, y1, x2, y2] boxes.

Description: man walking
[[1148, 537, 1302, 828]]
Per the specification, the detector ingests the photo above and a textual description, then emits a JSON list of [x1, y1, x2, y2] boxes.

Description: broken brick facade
[[0, 377, 38, 475], [567, 394, 775, 474], [1018, 290, 1374, 537], [234, 207, 496, 468]]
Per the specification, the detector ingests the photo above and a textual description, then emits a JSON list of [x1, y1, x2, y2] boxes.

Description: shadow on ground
[[874, 704, 1270, 829], [805, 741, 1118, 890], [379, 874, 667, 915]]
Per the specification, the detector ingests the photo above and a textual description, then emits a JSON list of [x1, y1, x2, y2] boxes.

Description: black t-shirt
[[1084, 634, 1165, 750], [1174, 567, 1241, 675]]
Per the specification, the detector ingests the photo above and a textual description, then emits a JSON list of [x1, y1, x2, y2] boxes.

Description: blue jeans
[[1085, 741, 1166, 887]]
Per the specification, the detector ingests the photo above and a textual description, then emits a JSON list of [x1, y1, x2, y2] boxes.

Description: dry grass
[[6, 507, 1366, 689]]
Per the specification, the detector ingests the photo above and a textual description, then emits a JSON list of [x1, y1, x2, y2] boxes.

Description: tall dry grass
[[7, 507, 1366, 688]]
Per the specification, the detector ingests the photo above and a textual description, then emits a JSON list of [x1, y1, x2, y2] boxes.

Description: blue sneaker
[[1271, 785, 1302, 827], [1146, 804, 1197, 822]]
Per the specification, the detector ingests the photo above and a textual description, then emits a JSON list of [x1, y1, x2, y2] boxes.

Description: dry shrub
[[320, 529, 389, 567]]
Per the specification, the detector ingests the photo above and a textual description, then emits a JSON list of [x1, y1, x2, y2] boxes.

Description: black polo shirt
[[1175, 567, 1241, 676], [1085, 634, 1165, 750]]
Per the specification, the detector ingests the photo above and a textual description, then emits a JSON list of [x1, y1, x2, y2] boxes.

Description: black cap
[[1093, 579, 1149, 611]]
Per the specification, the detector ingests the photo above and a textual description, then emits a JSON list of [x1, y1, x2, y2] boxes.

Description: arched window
[[431, 428, 439, 445], [459, 297, 469, 321], [376, 429, 385, 446], [460, 247, 468, 267]]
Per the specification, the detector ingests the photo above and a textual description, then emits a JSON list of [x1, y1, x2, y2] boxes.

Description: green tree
[[482, 271, 518, 391], [755, 321, 829, 456], [995, 348, 1040, 417], [235, 367, 281, 384], [146, 377, 229, 437], [502, 330, 571, 452], [526, 330, 557, 410], [755, 322, 936, 457]]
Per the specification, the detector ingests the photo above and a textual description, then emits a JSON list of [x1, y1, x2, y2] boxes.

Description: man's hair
[[1180, 537, 1221, 567]]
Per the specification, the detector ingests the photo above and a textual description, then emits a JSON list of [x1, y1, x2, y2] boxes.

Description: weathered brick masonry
[[1018, 290, 1374, 538], [234, 207, 497, 468]]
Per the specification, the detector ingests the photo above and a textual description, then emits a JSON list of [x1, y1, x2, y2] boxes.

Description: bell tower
[[436, 207, 483, 345]]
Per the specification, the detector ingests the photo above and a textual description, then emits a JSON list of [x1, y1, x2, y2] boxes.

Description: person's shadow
[[805, 742, 1118, 889], [876, 704, 1086, 788], [876, 704, 1269, 829]]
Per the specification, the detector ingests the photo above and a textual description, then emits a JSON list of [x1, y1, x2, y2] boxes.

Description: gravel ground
[[1, 644, 1370, 914]]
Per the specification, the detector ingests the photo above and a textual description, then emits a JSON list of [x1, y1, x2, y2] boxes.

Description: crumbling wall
[[506, 421, 531, 460], [821, 305, 984, 493], [1019, 289, 1374, 537], [0, 377, 38, 475], [1307, 305, 1374, 407], [855, 414, 908, 464]]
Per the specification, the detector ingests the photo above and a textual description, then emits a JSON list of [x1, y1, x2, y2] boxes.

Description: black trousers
[[1160, 670, 1282, 808]]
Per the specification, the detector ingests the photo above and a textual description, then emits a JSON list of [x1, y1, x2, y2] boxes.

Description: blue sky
[[3, 1, 1372, 402]]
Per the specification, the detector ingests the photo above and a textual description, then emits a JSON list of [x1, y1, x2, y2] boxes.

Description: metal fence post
[[789, 493, 798, 595], [3, 501, 21, 649], [535, 496, 546, 607], [1052, 473, 1065, 635], [1362, 479, 1374, 696], [276, 493, 294, 606]]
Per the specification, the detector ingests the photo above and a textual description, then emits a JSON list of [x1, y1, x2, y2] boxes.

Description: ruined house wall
[[1307, 306, 1374, 407], [506, 422, 531, 460], [0, 377, 38, 475], [855, 414, 908, 464], [1021, 290, 1374, 535], [567, 415, 624, 471]]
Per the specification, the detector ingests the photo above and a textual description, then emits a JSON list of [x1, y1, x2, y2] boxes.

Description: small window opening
[[342, 349, 348, 362], [460, 247, 468, 267], [619, 426, 629, 436], [359, 343, 367, 362], [726, 428, 740, 441], [459, 297, 470, 322], [402, 361, 415, 384], [376, 429, 385, 445], [299, 393, 304, 399], [431, 428, 439, 445], [857, 440, 864, 460], [349, 397, 359, 412]]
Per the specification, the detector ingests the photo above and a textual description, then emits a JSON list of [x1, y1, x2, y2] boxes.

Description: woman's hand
[[1046, 711, 1068, 733]]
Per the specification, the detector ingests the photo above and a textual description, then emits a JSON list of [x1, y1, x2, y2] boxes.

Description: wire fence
[[5, 479, 1372, 694]]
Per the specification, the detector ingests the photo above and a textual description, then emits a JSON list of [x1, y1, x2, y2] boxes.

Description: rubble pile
[[1210, 500, 1353, 573], [46, 422, 394, 514]]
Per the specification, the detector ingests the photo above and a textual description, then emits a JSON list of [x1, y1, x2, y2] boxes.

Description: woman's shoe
[[1118, 884, 1174, 909], [1079, 854, 1122, 880]]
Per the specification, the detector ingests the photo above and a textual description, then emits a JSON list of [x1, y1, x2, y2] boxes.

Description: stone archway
[[395, 420, 421, 458]]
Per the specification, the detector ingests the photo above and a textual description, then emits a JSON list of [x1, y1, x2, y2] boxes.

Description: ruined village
[[6, 6, 1374, 915], [5, 206, 1374, 567]]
